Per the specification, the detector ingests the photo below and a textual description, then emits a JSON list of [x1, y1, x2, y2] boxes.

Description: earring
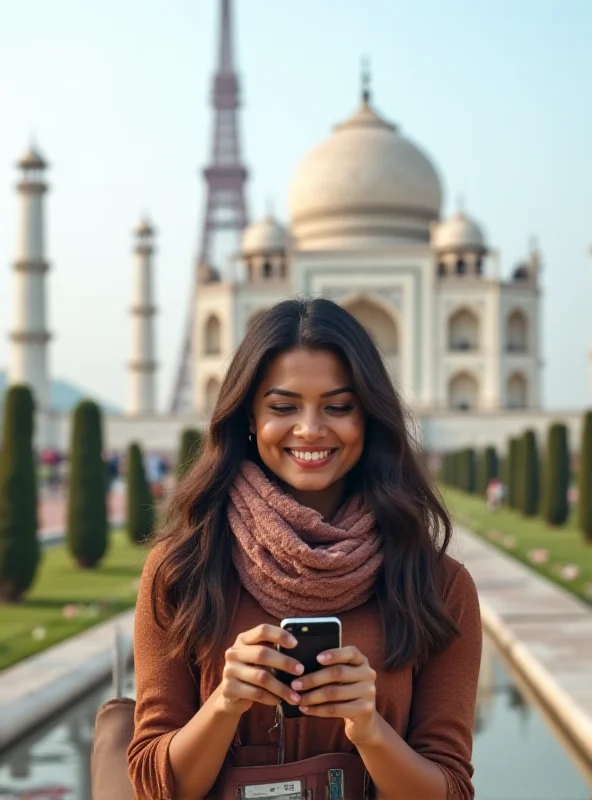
[[249, 433, 253, 442]]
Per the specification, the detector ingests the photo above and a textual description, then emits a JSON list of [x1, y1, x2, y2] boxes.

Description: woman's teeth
[[289, 450, 332, 462]]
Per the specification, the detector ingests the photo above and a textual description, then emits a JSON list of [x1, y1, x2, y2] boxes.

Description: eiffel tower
[[169, 0, 249, 413]]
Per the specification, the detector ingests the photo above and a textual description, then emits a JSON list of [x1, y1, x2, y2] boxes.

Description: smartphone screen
[[276, 617, 341, 719]]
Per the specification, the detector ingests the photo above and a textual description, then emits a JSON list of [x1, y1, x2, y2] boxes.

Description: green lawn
[[443, 487, 592, 606], [0, 530, 149, 671]]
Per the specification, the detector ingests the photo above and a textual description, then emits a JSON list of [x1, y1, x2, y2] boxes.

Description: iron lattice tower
[[169, 0, 249, 413]]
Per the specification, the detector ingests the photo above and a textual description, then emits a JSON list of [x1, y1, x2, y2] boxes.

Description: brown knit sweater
[[128, 545, 482, 800]]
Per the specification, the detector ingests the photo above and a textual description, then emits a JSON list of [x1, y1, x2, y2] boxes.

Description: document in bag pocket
[[242, 780, 303, 799]]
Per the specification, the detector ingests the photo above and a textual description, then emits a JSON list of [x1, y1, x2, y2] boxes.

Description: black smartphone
[[276, 616, 342, 719]]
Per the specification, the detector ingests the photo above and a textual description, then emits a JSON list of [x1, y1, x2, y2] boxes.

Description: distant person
[[568, 484, 578, 509], [486, 478, 503, 511], [143, 453, 160, 486], [106, 454, 119, 488], [128, 298, 482, 799], [158, 455, 170, 478]]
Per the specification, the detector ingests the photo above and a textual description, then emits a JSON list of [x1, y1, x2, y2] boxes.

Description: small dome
[[289, 99, 442, 250], [241, 214, 288, 257], [431, 211, 486, 253], [17, 145, 47, 170], [513, 263, 530, 281]]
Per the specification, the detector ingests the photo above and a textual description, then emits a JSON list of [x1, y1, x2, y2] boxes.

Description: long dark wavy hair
[[152, 297, 459, 670]]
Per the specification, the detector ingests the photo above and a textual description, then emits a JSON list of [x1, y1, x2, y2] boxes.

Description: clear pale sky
[[0, 0, 591, 411]]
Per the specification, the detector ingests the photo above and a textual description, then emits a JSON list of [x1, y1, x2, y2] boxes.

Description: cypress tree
[[455, 448, 475, 493], [519, 429, 540, 517], [458, 450, 467, 492], [515, 436, 526, 512], [578, 410, 592, 541], [454, 451, 462, 490], [459, 449, 467, 492], [452, 450, 461, 488], [126, 442, 155, 544], [499, 454, 508, 495], [485, 445, 499, 486], [477, 446, 499, 495], [445, 453, 454, 486], [465, 448, 477, 493], [439, 454, 447, 485], [477, 450, 487, 496], [0, 386, 40, 602], [67, 400, 108, 568], [508, 437, 519, 510], [444, 453, 453, 486], [447, 452, 455, 487], [177, 428, 203, 479], [542, 422, 569, 526], [450, 452, 457, 486]]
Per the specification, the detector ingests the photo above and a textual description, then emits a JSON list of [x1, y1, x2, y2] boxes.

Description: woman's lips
[[284, 448, 337, 469]]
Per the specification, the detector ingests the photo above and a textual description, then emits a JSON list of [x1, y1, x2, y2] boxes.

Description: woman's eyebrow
[[263, 385, 355, 399]]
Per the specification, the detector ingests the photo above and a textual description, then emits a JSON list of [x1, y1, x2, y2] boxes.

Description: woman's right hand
[[217, 624, 305, 716]]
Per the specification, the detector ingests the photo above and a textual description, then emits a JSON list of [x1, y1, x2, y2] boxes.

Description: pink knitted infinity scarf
[[227, 461, 384, 619]]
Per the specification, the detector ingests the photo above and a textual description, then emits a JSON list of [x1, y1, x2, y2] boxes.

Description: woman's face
[[250, 347, 365, 496]]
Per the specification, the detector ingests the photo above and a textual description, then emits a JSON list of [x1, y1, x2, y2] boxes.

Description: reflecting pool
[[473, 637, 591, 799], [0, 638, 590, 799]]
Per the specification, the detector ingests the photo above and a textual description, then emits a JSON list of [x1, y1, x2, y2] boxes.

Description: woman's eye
[[269, 403, 354, 414]]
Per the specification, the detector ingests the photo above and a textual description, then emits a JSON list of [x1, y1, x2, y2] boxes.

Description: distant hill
[[0, 371, 121, 414]]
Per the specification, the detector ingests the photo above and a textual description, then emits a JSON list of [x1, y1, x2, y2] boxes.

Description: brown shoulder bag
[[92, 698, 370, 800]]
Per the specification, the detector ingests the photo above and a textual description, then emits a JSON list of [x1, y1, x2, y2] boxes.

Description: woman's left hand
[[291, 646, 379, 745]]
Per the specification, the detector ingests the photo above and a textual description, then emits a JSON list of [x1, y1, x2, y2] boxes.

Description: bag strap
[[228, 705, 284, 764]]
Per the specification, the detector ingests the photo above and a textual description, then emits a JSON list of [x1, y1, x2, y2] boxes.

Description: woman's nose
[[294, 413, 326, 440]]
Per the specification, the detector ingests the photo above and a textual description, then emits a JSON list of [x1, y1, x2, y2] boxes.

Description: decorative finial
[[528, 235, 541, 273], [456, 193, 466, 214], [266, 196, 274, 217], [135, 213, 155, 238], [361, 56, 371, 105]]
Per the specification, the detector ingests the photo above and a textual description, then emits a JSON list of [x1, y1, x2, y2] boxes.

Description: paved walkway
[[450, 526, 592, 767]]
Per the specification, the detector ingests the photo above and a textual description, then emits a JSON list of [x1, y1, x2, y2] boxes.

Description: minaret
[[127, 217, 158, 416], [8, 144, 52, 413], [589, 244, 592, 401]]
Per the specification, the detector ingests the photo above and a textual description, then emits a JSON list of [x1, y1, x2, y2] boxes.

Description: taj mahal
[[2, 4, 587, 455], [195, 87, 542, 424]]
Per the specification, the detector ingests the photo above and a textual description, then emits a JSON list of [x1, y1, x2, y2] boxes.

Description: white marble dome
[[241, 214, 288, 257], [288, 100, 442, 250], [432, 211, 486, 253]]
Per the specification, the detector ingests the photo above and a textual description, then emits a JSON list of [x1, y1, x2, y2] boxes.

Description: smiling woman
[[250, 349, 365, 518], [127, 298, 482, 800]]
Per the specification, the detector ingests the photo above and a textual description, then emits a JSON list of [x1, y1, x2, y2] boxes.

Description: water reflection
[[0, 676, 133, 800], [474, 635, 530, 734], [473, 637, 591, 800], [0, 643, 590, 799]]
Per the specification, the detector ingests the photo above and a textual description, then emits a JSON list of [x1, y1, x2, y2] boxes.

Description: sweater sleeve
[[405, 562, 482, 800], [127, 544, 199, 800]]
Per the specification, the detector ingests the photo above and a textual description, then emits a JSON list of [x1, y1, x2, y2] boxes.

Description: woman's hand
[[291, 646, 379, 745], [217, 624, 305, 717]]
